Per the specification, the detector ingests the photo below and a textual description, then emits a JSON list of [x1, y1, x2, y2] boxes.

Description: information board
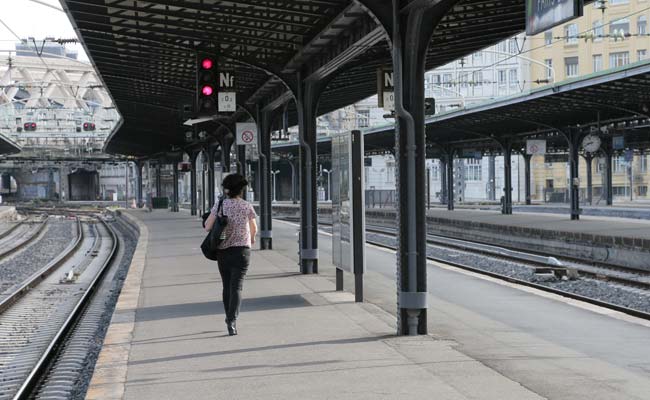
[[331, 131, 365, 275], [526, 0, 583, 36]]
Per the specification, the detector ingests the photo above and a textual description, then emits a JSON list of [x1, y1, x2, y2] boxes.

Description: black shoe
[[226, 320, 237, 336]]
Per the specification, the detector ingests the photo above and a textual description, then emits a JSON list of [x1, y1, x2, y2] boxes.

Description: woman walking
[[204, 174, 257, 336]]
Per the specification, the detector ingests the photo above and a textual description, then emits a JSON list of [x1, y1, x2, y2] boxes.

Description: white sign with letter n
[[526, 139, 547, 155], [236, 122, 257, 146]]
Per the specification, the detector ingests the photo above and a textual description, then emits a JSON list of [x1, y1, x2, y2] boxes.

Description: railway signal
[[196, 53, 218, 116], [83, 122, 96, 131], [23, 122, 37, 131]]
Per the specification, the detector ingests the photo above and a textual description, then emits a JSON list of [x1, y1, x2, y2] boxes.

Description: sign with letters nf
[[218, 72, 236, 112], [236, 122, 257, 146], [526, 139, 547, 155], [526, 0, 583, 36], [377, 68, 394, 110]]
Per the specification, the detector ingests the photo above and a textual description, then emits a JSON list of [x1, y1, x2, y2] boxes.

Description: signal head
[[201, 58, 214, 70], [201, 85, 214, 96]]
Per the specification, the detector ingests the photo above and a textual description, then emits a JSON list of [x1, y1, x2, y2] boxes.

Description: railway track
[[279, 217, 650, 320], [0, 214, 119, 400], [0, 216, 49, 261]]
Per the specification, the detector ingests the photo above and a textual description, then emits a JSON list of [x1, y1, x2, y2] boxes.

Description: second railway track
[[0, 214, 119, 400]]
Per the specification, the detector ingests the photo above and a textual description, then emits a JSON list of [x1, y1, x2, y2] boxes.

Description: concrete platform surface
[[87, 210, 544, 400]]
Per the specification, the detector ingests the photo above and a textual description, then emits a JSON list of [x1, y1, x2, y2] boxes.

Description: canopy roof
[[273, 60, 650, 158], [61, 0, 527, 156]]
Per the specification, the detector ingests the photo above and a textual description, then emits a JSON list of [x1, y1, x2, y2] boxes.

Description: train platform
[[269, 204, 650, 270], [85, 210, 543, 400], [85, 209, 650, 400]]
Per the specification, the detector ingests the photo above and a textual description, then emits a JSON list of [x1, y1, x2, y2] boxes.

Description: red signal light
[[201, 85, 214, 96], [83, 122, 89, 129], [201, 58, 213, 70]]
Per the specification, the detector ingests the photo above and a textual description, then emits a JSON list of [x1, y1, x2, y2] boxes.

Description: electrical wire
[[457, 5, 650, 82]]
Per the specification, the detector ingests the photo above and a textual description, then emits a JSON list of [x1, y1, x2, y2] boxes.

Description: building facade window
[[544, 30, 553, 45], [565, 23, 578, 44], [613, 156, 627, 173], [509, 69, 518, 89], [610, 18, 630, 36], [356, 110, 369, 128], [593, 20, 604, 41], [430, 163, 439, 180], [472, 71, 483, 85], [464, 159, 482, 181], [442, 73, 452, 87], [593, 54, 603, 72], [641, 154, 648, 173], [498, 70, 507, 86], [508, 38, 518, 53], [385, 161, 395, 183], [610, 0, 629, 5], [610, 51, 630, 68], [638, 49, 647, 61], [638, 16, 647, 35], [544, 59, 553, 79], [564, 57, 579, 77]]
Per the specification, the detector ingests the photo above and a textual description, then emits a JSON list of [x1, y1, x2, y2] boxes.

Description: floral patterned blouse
[[211, 198, 257, 249]]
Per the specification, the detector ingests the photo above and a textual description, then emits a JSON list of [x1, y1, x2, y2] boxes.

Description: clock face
[[582, 134, 602, 153]]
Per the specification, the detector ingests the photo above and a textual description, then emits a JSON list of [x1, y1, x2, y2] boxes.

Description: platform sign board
[[526, 139, 547, 155], [377, 68, 393, 109], [218, 92, 236, 112], [613, 135, 625, 150], [526, 0, 583, 36], [236, 122, 257, 146], [218, 72, 236, 112], [332, 130, 365, 277]]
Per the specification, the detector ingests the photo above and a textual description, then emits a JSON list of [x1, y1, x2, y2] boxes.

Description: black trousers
[[216, 247, 251, 322]]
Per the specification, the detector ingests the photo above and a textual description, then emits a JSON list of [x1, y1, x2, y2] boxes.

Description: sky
[[0, 0, 89, 62]]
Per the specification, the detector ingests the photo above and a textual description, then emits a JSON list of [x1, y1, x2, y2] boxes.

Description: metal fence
[[365, 189, 396, 208]]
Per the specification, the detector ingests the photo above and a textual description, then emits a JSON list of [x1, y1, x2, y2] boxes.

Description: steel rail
[[365, 237, 650, 321], [277, 217, 650, 319], [0, 219, 26, 240], [0, 217, 49, 260], [0, 217, 83, 314], [12, 216, 119, 400]]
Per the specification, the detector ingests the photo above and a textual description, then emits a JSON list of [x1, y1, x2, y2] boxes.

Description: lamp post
[[322, 169, 332, 201], [271, 170, 280, 203]]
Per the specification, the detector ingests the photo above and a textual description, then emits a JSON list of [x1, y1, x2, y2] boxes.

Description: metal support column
[[584, 154, 593, 206], [488, 155, 496, 201], [289, 158, 298, 204], [564, 129, 582, 220], [172, 160, 179, 212], [296, 78, 326, 274], [502, 142, 513, 215], [440, 158, 448, 204], [135, 160, 143, 208], [155, 162, 162, 197], [446, 152, 454, 211], [221, 135, 233, 173], [190, 152, 198, 216], [257, 109, 273, 250], [207, 146, 216, 208], [388, 0, 456, 336], [604, 146, 613, 206], [237, 145, 247, 200], [523, 153, 532, 205]]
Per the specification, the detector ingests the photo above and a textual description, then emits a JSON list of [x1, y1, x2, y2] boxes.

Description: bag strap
[[216, 197, 225, 217]]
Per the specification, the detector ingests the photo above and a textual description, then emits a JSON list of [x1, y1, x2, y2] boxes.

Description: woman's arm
[[204, 213, 216, 232], [249, 217, 258, 245]]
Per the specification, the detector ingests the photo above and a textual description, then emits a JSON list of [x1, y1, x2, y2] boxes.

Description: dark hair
[[222, 173, 248, 198]]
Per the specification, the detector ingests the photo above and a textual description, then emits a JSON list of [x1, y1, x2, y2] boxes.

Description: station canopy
[[61, 0, 528, 157], [272, 59, 650, 159], [0, 134, 21, 155]]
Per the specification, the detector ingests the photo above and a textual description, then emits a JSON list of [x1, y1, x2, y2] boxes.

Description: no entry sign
[[236, 122, 257, 146]]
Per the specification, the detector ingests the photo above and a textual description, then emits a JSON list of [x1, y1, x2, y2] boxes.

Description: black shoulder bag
[[200, 199, 228, 260]]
